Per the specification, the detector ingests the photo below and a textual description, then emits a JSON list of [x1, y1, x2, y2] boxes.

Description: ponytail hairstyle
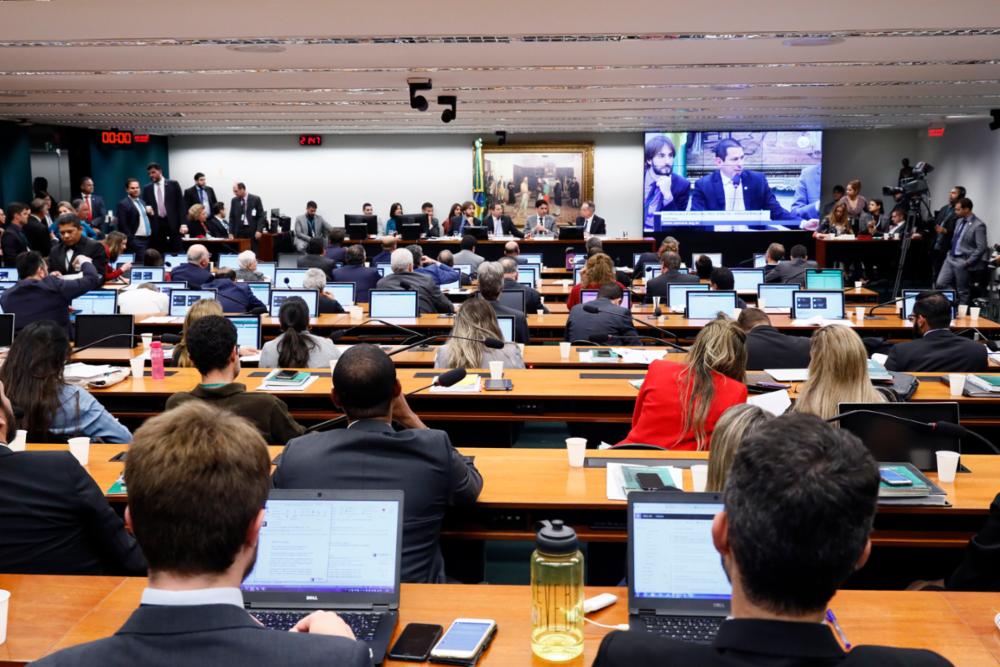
[[276, 297, 317, 367]]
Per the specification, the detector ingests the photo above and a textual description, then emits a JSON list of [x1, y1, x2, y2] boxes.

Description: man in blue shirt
[[409, 244, 461, 286]]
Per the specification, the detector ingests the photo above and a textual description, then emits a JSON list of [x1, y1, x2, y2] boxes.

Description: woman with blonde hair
[[620, 317, 748, 450], [794, 325, 885, 421], [705, 404, 773, 491], [566, 252, 626, 309], [170, 299, 224, 367], [817, 202, 854, 237], [186, 203, 208, 237], [434, 297, 525, 370], [838, 179, 868, 219]]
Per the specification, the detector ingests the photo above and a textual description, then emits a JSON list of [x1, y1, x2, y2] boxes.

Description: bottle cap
[[536, 519, 578, 554], [150, 341, 162, 348]]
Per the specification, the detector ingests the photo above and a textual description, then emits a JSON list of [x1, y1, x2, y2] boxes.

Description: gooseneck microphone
[[72, 333, 179, 354], [582, 302, 687, 352], [827, 409, 999, 455], [387, 334, 504, 357]]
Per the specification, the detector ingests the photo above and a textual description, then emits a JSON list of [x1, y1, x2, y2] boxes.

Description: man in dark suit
[[375, 248, 454, 314], [229, 182, 268, 241], [204, 202, 232, 238], [710, 267, 748, 309], [78, 177, 107, 223], [445, 200, 481, 238], [566, 283, 639, 344], [33, 400, 369, 667], [886, 291, 987, 372], [644, 251, 698, 304], [1, 250, 102, 334], [690, 138, 795, 221], [169, 243, 214, 288], [49, 213, 109, 281], [499, 257, 547, 313], [2, 202, 30, 267], [574, 201, 606, 235], [370, 236, 397, 266], [182, 172, 218, 212], [0, 380, 145, 576], [643, 134, 692, 231], [935, 197, 987, 305], [737, 308, 812, 370], [763, 244, 818, 286], [273, 344, 482, 583], [503, 241, 528, 265], [115, 177, 156, 255], [332, 244, 381, 302], [930, 186, 964, 281], [477, 260, 529, 343], [324, 227, 347, 263], [143, 162, 185, 252], [296, 238, 336, 279], [484, 202, 523, 238], [593, 413, 952, 667], [25, 198, 54, 254], [203, 269, 266, 314]]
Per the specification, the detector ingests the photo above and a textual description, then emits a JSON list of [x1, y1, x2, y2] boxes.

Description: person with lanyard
[[183, 172, 218, 213], [115, 177, 154, 255], [293, 200, 333, 253]]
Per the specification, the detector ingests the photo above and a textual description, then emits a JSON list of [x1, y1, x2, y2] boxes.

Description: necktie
[[199, 187, 207, 207], [155, 182, 166, 217], [85, 195, 93, 221], [307, 217, 315, 236], [136, 199, 151, 235], [951, 218, 968, 256]]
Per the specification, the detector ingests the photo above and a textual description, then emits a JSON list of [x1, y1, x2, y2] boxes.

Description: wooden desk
[[2, 575, 996, 666], [182, 237, 250, 255]]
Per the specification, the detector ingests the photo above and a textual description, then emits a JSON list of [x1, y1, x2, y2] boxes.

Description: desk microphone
[[329, 319, 423, 342], [283, 277, 291, 288], [582, 302, 687, 352], [588, 333, 687, 350], [827, 409, 999, 454], [865, 294, 910, 319], [387, 334, 504, 357], [72, 332, 177, 354]]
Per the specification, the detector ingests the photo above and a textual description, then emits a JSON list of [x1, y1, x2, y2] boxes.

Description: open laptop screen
[[256, 262, 277, 284], [227, 315, 262, 350], [691, 252, 722, 268], [72, 290, 118, 315], [757, 284, 798, 309], [270, 290, 318, 318], [645, 266, 662, 281], [731, 269, 765, 292], [370, 290, 418, 319], [498, 289, 526, 312], [517, 265, 540, 286], [275, 269, 309, 289], [497, 316, 514, 342], [667, 283, 708, 308], [805, 269, 844, 290], [217, 254, 240, 270], [169, 289, 217, 317], [0, 268, 17, 281], [326, 282, 356, 306], [902, 289, 956, 320], [581, 289, 630, 309], [247, 282, 272, 305], [687, 291, 736, 319], [130, 267, 165, 283], [792, 290, 845, 320]]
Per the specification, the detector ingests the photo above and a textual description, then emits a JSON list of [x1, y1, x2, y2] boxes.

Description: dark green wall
[[87, 134, 169, 210], [0, 123, 32, 205]]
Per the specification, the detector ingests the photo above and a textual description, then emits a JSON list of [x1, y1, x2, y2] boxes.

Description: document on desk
[[791, 316, 855, 328], [429, 374, 482, 393], [606, 463, 683, 501], [764, 368, 809, 382], [747, 389, 792, 416], [141, 315, 182, 324], [64, 363, 119, 380], [256, 375, 319, 392], [612, 348, 668, 365]]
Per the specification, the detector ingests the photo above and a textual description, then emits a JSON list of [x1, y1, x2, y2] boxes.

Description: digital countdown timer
[[100, 131, 150, 145], [299, 134, 322, 146]]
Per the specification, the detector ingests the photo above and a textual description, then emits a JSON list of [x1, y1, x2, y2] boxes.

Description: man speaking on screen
[[691, 138, 796, 222], [643, 135, 692, 231]]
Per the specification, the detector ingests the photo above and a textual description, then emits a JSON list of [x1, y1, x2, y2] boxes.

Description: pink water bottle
[[150, 341, 165, 380]]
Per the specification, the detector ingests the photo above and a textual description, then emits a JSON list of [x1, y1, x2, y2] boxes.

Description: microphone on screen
[[582, 302, 687, 352], [283, 277, 291, 288]]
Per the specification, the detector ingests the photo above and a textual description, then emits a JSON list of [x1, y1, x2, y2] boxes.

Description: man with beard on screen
[[643, 134, 692, 231]]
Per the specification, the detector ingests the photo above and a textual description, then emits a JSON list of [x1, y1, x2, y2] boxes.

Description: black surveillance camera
[[408, 79, 432, 112], [496, 131, 507, 145], [438, 95, 457, 123]]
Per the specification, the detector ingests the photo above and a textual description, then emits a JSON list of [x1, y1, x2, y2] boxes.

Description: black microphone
[[387, 334, 504, 357], [589, 333, 684, 348], [827, 409, 999, 455], [582, 302, 687, 352], [866, 294, 910, 319], [159, 333, 182, 344], [329, 319, 423, 342]]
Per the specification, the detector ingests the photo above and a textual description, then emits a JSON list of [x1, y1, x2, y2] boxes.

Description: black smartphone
[[636, 472, 667, 491], [388, 623, 444, 661], [484, 378, 513, 391], [272, 369, 299, 380]]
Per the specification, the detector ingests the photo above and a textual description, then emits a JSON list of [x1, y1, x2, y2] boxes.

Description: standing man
[[49, 214, 109, 280], [527, 199, 557, 236], [931, 186, 965, 281], [142, 162, 184, 252], [485, 203, 523, 238], [25, 198, 53, 254], [182, 172, 218, 212], [293, 200, 333, 253], [936, 197, 987, 306], [691, 138, 794, 221], [1, 203, 30, 267], [78, 177, 107, 225], [643, 134, 692, 230], [574, 201, 606, 236], [229, 182, 267, 242], [115, 177, 156, 255]]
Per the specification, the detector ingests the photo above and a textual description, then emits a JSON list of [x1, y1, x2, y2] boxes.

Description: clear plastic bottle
[[149, 341, 165, 380], [530, 520, 584, 662]]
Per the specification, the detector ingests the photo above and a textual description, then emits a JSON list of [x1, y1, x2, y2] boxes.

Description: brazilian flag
[[473, 137, 486, 219]]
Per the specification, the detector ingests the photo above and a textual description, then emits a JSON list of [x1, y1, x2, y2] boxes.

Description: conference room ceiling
[[1, 0, 999, 134]]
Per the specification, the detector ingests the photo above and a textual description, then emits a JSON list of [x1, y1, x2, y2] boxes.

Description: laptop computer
[[756, 283, 798, 313], [169, 289, 217, 317], [226, 315, 262, 350], [791, 290, 845, 320], [667, 283, 708, 310], [129, 266, 166, 283], [75, 314, 134, 349], [805, 269, 845, 290], [686, 291, 737, 319], [72, 290, 118, 315], [753, 253, 767, 268], [691, 252, 722, 268], [246, 282, 272, 305], [838, 402, 961, 471], [163, 253, 187, 269], [498, 289, 526, 312], [644, 266, 662, 281], [628, 491, 730, 643], [256, 262, 277, 284], [370, 290, 418, 319], [581, 288, 630, 309], [730, 269, 765, 293], [242, 489, 403, 664], [326, 282, 357, 306], [497, 315, 515, 342], [517, 265, 540, 286], [559, 226, 584, 240], [0, 268, 17, 282], [275, 268, 309, 289], [901, 289, 956, 320], [269, 290, 319, 318], [217, 254, 241, 270]]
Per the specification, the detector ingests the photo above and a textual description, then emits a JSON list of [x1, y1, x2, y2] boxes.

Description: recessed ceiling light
[[783, 36, 845, 47], [226, 44, 286, 53]]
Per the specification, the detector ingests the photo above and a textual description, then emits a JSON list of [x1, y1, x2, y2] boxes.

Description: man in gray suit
[[763, 244, 818, 287], [452, 235, 485, 274], [526, 199, 557, 236], [33, 401, 369, 667], [936, 197, 987, 305], [292, 200, 334, 253], [566, 283, 640, 344], [375, 248, 454, 314]]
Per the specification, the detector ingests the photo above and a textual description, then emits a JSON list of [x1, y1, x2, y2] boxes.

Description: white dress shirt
[[722, 175, 745, 211], [141, 586, 244, 608]]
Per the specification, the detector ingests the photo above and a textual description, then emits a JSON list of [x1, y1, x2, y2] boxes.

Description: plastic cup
[[140, 333, 153, 350], [566, 437, 587, 467], [349, 306, 363, 321], [854, 281, 863, 289], [936, 450, 960, 483], [0, 589, 9, 645], [957, 304, 969, 317], [68, 437, 91, 466], [855, 306, 865, 321], [130, 356, 145, 379], [559, 342, 571, 360], [970, 306, 981, 319], [652, 296, 661, 311], [948, 373, 966, 396], [691, 464, 709, 492], [489, 360, 504, 380], [536, 309, 544, 317]]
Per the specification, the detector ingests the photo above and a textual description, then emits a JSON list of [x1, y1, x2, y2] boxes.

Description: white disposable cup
[[559, 342, 571, 359], [140, 333, 153, 350], [566, 437, 587, 467], [489, 360, 504, 380], [8, 430, 27, 452], [936, 450, 960, 484], [691, 464, 709, 492], [68, 437, 91, 466], [0, 589, 9, 645], [948, 373, 966, 396], [855, 306, 865, 321], [757, 298, 766, 310], [536, 309, 544, 317], [957, 304, 969, 317], [854, 281, 863, 289], [517, 343, 525, 356], [652, 296, 661, 311], [970, 306, 981, 319], [130, 356, 144, 379]]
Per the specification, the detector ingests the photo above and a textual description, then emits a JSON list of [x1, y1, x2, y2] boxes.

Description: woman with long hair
[[170, 299, 224, 367], [794, 325, 885, 421], [838, 179, 868, 219], [434, 297, 525, 369], [0, 320, 131, 442], [566, 252, 626, 309], [384, 202, 404, 235], [259, 297, 339, 368], [443, 202, 463, 236], [705, 404, 772, 491], [818, 202, 853, 236], [620, 317, 748, 450], [102, 231, 130, 281]]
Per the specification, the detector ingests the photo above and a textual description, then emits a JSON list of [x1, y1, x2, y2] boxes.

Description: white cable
[[583, 617, 629, 631]]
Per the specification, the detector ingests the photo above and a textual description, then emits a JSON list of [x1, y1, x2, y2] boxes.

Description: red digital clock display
[[101, 130, 134, 145], [299, 134, 323, 146]]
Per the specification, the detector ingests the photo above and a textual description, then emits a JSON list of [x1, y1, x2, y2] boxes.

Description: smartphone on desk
[[430, 618, 496, 661], [388, 623, 443, 661], [879, 469, 913, 487], [636, 472, 668, 491], [272, 369, 299, 381]]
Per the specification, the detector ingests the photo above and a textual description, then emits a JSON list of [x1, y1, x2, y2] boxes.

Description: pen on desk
[[825, 609, 851, 650]]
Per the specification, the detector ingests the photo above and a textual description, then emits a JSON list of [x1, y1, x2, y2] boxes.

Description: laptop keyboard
[[638, 615, 722, 644], [251, 610, 382, 641]]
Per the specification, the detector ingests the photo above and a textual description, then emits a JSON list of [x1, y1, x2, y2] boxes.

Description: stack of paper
[[612, 348, 668, 365], [64, 363, 119, 381], [429, 374, 482, 393], [257, 374, 319, 392]]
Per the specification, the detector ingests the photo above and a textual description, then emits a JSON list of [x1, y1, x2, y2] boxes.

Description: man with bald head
[[169, 243, 214, 287], [503, 241, 528, 265]]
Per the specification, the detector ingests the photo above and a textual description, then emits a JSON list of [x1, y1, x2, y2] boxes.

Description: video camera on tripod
[[883, 161, 934, 202]]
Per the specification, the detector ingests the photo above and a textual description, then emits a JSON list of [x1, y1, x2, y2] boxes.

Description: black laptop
[[838, 402, 961, 471]]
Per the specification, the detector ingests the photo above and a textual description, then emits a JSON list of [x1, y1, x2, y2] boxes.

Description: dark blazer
[[370, 250, 392, 266], [644, 270, 700, 304], [273, 419, 483, 583], [885, 330, 988, 373], [376, 271, 454, 314], [204, 215, 232, 238], [31, 603, 371, 667], [325, 245, 347, 263], [691, 169, 794, 221], [1, 224, 29, 267], [202, 278, 266, 313], [0, 446, 145, 576], [444, 216, 481, 237], [229, 194, 267, 238], [142, 179, 185, 232], [114, 196, 159, 239], [484, 215, 523, 238], [745, 325, 813, 370], [566, 299, 640, 344], [644, 172, 693, 231], [489, 299, 529, 344], [593, 619, 953, 667], [574, 215, 606, 235], [24, 216, 53, 254], [297, 253, 336, 280], [502, 278, 547, 313], [318, 293, 345, 314], [48, 236, 109, 280], [82, 194, 107, 220], [170, 261, 214, 288], [764, 258, 818, 286], [332, 264, 381, 303], [0, 261, 102, 333], [632, 251, 659, 278], [183, 184, 218, 211]]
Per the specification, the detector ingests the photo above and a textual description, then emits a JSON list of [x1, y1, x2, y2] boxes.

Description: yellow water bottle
[[531, 520, 584, 661]]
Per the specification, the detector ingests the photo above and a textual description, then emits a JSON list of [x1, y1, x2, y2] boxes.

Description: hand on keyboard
[[290, 611, 356, 640]]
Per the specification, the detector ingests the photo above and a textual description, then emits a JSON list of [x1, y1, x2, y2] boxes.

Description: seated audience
[[452, 234, 485, 273], [633, 236, 678, 277], [705, 404, 772, 492], [102, 231, 130, 282], [48, 213, 109, 279], [370, 236, 397, 266], [709, 267, 747, 308], [303, 267, 346, 314], [142, 248, 169, 279], [567, 252, 627, 309], [33, 400, 368, 666], [944, 492, 1000, 591], [437, 249, 472, 286], [644, 251, 697, 304], [384, 202, 403, 235], [118, 282, 169, 315], [620, 317, 747, 450], [763, 242, 784, 275], [169, 243, 213, 287], [205, 201, 232, 238], [434, 296, 525, 369], [259, 297, 340, 369], [886, 291, 987, 372], [566, 283, 640, 345], [1, 250, 102, 333], [764, 244, 817, 286], [410, 244, 461, 286], [477, 260, 528, 343], [293, 200, 333, 254], [166, 315, 304, 444], [185, 203, 208, 237], [499, 256, 546, 313], [861, 198, 890, 235], [331, 244, 380, 302], [170, 298, 224, 367], [818, 202, 855, 236], [794, 325, 885, 420], [273, 344, 483, 583], [203, 268, 266, 313], [0, 320, 131, 442], [503, 240, 527, 264], [594, 413, 952, 667], [235, 249, 267, 282], [325, 227, 347, 262], [376, 248, 454, 314], [297, 238, 336, 279], [0, 378, 145, 575], [737, 308, 812, 370]]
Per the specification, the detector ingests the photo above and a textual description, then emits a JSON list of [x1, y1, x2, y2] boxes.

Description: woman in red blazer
[[567, 252, 627, 309], [621, 317, 748, 450]]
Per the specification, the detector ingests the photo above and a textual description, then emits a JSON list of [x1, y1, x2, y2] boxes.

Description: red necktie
[[85, 195, 93, 221]]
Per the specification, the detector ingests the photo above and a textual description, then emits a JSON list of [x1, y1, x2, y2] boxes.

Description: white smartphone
[[429, 618, 497, 660]]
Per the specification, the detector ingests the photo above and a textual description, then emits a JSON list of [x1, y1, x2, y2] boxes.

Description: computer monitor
[[686, 291, 737, 319], [902, 289, 957, 320], [692, 252, 723, 268], [574, 266, 584, 284], [256, 262, 277, 284], [730, 269, 765, 292], [168, 289, 217, 317], [518, 265, 540, 286], [369, 290, 418, 319], [274, 269, 309, 289], [838, 402, 961, 471], [519, 253, 543, 266], [114, 253, 135, 268], [74, 314, 134, 349], [375, 266, 387, 278], [464, 226, 488, 240], [644, 266, 662, 281], [71, 290, 118, 315], [498, 289, 526, 312], [0, 268, 17, 281], [163, 253, 187, 269], [129, 267, 165, 283], [325, 282, 356, 306], [217, 254, 241, 270], [269, 290, 318, 318], [276, 253, 299, 269], [375, 263, 392, 278], [753, 253, 767, 268], [559, 226, 584, 240], [440, 278, 460, 291], [247, 282, 272, 305], [497, 316, 514, 343], [454, 264, 472, 276], [580, 289, 630, 309], [791, 290, 845, 320], [344, 214, 378, 236], [0, 313, 13, 347], [0, 280, 17, 296], [667, 282, 708, 308], [805, 269, 845, 290], [398, 214, 425, 240], [151, 281, 186, 294], [226, 315, 262, 350], [757, 283, 798, 310]]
